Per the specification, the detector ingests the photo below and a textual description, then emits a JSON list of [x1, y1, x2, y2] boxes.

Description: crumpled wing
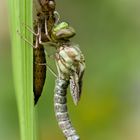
[[70, 72, 80, 105], [78, 62, 85, 98], [69, 46, 85, 105], [69, 65, 85, 105]]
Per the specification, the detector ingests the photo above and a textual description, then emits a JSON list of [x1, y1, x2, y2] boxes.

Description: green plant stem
[[8, 0, 34, 140]]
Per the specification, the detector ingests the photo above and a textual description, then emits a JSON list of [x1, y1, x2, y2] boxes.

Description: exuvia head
[[38, 0, 55, 11], [48, 0, 56, 10]]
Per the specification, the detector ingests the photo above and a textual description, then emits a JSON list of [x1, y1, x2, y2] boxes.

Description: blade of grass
[[8, 0, 35, 140]]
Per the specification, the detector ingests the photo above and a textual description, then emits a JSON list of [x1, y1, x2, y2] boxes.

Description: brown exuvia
[[33, 0, 56, 104], [33, 44, 46, 104]]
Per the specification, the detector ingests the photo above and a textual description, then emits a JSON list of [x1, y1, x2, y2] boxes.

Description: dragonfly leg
[[37, 22, 55, 47], [45, 17, 52, 41], [41, 41, 58, 48], [17, 30, 34, 48], [21, 22, 37, 36], [18, 22, 42, 48], [37, 23, 43, 44], [54, 11, 60, 25], [43, 48, 56, 60], [47, 64, 57, 78], [34, 62, 57, 78], [21, 21, 46, 46]]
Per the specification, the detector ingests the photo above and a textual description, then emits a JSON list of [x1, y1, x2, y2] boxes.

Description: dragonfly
[[43, 20, 85, 139], [33, 0, 85, 136]]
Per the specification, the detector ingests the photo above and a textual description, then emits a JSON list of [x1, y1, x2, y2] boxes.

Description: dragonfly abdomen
[[54, 78, 80, 140], [33, 44, 46, 105]]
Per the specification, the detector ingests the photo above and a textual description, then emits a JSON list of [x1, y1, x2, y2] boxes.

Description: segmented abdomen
[[33, 44, 46, 105], [54, 78, 80, 140]]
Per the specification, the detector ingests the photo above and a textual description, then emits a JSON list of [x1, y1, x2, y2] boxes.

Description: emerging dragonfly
[[43, 20, 85, 139]]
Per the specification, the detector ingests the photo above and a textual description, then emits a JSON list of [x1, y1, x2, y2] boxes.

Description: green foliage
[[8, 0, 34, 140]]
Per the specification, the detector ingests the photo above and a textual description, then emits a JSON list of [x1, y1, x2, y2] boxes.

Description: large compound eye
[[48, 0, 55, 9]]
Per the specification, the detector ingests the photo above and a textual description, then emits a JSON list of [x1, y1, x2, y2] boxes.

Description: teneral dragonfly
[[43, 21, 85, 139]]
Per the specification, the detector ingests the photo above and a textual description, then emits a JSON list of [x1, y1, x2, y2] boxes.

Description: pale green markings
[[51, 22, 76, 42], [53, 22, 69, 32]]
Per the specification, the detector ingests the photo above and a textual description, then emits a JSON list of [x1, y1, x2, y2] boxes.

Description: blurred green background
[[0, 0, 140, 140]]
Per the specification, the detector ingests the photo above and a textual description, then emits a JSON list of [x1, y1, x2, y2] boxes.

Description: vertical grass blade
[[8, 0, 34, 140]]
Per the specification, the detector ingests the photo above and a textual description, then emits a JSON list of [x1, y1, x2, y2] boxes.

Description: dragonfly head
[[51, 22, 76, 42]]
